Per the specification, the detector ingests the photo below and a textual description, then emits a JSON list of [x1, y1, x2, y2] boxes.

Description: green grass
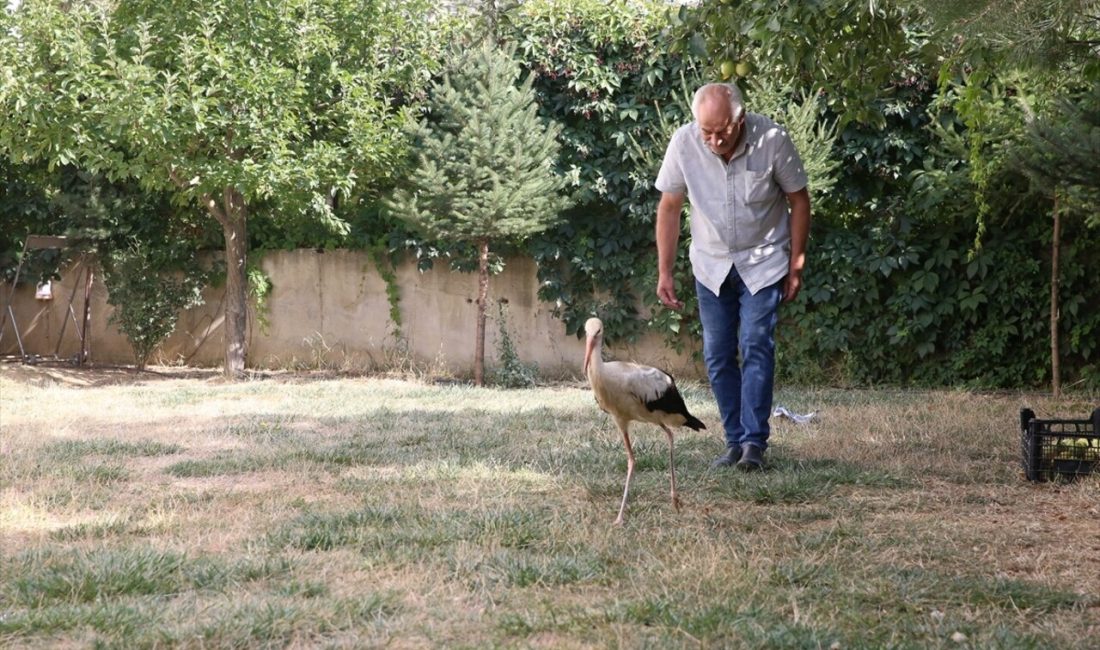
[[41, 438, 184, 460], [1, 368, 1097, 648], [3, 547, 292, 607]]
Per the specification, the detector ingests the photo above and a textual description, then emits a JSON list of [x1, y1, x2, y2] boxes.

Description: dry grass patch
[[1, 363, 1097, 648]]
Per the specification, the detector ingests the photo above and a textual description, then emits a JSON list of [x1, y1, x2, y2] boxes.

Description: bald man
[[655, 82, 811, 471]]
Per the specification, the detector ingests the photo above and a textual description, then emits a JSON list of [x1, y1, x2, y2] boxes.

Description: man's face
[[698, 99, 743, 157]]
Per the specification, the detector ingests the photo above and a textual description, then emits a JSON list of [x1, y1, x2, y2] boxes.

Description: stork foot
[[613, 516, 625, 526], [671, 495, 683, 512]]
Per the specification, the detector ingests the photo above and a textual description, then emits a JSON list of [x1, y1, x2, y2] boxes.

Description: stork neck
[[585, 335, 605, 381]]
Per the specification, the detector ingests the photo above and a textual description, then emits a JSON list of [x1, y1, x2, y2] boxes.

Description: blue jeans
[[696, 270, 783, 451]]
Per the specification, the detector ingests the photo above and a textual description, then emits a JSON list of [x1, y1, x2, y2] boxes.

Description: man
[[655, 82, 811, 471]]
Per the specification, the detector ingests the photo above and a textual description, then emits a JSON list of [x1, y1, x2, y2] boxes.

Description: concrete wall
[[0, 250, 703, 379]]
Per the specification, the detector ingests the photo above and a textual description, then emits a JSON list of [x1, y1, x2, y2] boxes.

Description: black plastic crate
[[1020, 407, 1100, 481]]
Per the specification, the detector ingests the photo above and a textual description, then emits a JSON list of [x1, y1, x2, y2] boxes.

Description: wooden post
[[1050, 192, 1061, 398], [80, 263, 94, 365]]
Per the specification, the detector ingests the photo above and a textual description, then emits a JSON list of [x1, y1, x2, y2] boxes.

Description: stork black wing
[[643, 376, 705, 431]]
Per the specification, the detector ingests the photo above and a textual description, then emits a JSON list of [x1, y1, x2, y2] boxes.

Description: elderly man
[[655, 82, 811, 471]]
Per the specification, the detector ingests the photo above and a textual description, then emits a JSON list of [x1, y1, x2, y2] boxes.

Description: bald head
[[692, 83, 745, 122], [693, 83, 746, 159]]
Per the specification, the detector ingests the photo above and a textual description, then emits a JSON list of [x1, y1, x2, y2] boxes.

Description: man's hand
[[782, 270, 802, 303], [655, 192, 686, 311], [657, 273, 683, 310], [783, 188, 810, 304]]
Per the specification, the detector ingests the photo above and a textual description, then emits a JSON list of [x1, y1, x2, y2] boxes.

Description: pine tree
[[1016, 84, 1100, 396], [386, 42, 570, 386]]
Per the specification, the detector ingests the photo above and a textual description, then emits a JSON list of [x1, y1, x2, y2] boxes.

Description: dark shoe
[[711, 446, 742, 468], [735, 443, 764, 471]]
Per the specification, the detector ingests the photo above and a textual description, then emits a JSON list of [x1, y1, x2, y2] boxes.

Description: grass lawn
[[1, 363, 1098, 648]]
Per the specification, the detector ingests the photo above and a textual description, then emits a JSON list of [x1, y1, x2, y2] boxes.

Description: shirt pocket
[[744, 169, 777, 206]]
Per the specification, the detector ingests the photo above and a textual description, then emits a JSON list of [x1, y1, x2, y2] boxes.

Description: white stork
[[583, 317, 705, 525]]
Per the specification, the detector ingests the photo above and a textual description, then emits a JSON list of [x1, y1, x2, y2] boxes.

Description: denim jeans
[[695, 269, 783, 451]]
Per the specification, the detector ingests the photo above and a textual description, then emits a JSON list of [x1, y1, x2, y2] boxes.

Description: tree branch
[[168, 166, 228, 227]]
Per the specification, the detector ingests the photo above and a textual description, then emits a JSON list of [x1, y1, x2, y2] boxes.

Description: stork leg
[[660, 424, 682, 511], [614, 421, 635, 526]]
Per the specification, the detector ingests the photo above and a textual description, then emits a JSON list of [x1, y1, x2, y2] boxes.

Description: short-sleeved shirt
[[655, 112, 808, 296]]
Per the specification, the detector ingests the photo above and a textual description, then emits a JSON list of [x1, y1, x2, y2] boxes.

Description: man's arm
[[783, 187, 811, 303], [656, 191, 685, 310]]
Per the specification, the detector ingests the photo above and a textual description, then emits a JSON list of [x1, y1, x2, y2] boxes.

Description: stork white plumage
[[583, 317, 705, 525]]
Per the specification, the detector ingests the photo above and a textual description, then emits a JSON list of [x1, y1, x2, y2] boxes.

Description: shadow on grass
[[143, 406, 912, 507], [696, 455, 909, 505]]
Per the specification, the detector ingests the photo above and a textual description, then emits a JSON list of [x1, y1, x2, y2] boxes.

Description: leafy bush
[[778, 214, 1100, 389], [491, 302, 538, 389], [102, 244, 206, 370], [501, 0, 703, 343]]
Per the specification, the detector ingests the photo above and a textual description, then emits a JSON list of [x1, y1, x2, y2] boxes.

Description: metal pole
[[6, 304, 27, 361], [55, 257, 86, 359], [0, 240, 31, 346]]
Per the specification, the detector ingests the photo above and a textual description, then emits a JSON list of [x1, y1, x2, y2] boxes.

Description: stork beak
[[584, 334, 595, 374]]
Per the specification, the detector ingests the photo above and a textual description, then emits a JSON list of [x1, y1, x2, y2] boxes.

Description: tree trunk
[[475, 238, 490, 387], [173, 169, 251, 379], [222, 190, 249, 379], [1050, 192, 1061, 398]]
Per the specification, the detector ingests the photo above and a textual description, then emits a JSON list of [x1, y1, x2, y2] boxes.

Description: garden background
[[1, 0, 1097, 390]]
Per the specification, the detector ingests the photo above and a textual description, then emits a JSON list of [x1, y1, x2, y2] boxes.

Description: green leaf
[[689, 33, 708, 58]]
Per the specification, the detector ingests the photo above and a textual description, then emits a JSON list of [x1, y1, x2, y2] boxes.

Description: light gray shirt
[[655, 112, 808, 295]]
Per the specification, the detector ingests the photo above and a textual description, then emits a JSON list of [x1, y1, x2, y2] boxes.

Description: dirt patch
[[0, 359, 373, 387], [0, 358, 223, 387], [0, 357, 582, 389]]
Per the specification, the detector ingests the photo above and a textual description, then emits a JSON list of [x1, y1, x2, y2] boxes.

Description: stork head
[[583, 317, 604, 374]]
